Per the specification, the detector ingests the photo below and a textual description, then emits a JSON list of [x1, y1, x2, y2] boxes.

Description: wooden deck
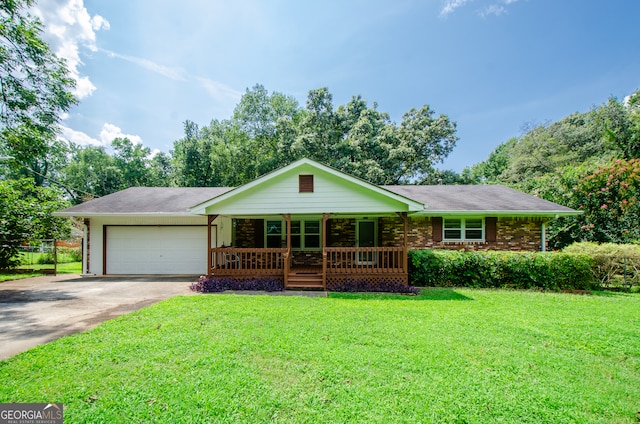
[[209, 247, 408, 290]]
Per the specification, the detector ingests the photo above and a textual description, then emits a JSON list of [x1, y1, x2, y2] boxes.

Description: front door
[[357, 220, 376, 264]]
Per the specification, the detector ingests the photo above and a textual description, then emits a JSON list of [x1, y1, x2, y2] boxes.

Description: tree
[[396, 105, 458, 183], [598, 93, 640, 160], [112, 137, 151, 187], [519, 159, 640, 248], [461, 138, 516, 183], [0, 0, 76, 181], [171, 120, 216, 187], [62, 144, 123, 202], [0, 177, 70, 268], [290, 89, 458, 184], [232, 84, 302, 174], [147, 151, 172, 187]]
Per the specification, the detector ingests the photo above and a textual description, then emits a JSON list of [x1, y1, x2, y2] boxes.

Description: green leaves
[[0, 0, 77, 168], [0, 177, 70, 268], [170, 86, 458, 187]]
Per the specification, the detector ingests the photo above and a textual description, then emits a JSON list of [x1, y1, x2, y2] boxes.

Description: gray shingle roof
[[383, 185, 575, 213], [56, 184, 577, 216], [57, 187, 233, 215]]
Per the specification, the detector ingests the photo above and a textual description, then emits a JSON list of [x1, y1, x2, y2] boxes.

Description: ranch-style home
[[55, 158, 579, 289]]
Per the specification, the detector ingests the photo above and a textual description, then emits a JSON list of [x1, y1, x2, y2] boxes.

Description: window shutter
[[485, 217, 497, 242], [432, 217, 443, 242], [299, 174, 314, 193]]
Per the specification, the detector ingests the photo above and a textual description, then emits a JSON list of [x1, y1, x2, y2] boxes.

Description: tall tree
[[62, 144, 123, 202], [0, 0, 76, 182], [0, 177, 69, 268], [112, 137, 151, 187], [171, 120, 216, 187], [597, 93, 640, 160]]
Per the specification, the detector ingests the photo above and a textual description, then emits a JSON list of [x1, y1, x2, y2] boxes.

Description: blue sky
[[32, 0, 640, 172]]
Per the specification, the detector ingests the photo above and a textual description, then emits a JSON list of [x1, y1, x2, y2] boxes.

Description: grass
[[0, 251, 82, 282], [0, 261, 82, 282], [0, 289, 639, 423]]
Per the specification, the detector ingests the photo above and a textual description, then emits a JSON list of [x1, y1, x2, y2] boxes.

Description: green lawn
[[1, 251, 81, 282], [0, 262, 82, 282], [0, 289, 639, 423]]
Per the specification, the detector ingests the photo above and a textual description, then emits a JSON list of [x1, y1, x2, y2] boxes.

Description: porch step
[[286, 273, 324, 290]]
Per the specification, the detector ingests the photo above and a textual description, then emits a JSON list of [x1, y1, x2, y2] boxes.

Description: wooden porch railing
[[323, 247, 406, 274], [210, 247, 288, 276], [210, 247, 407, 288]]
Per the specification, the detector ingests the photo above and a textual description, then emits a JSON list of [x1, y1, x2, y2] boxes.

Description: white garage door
[[106, 226, 207, 274]]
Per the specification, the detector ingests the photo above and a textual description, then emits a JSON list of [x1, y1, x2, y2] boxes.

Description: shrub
[[563, 242, 640, 288], [58, 247, 83, 262], [327, 278, 420, 294], [35, 247, 82, 264], [190, 276, 284, 293], [409, 249, 596, 291], [37, 252, 56, 265]]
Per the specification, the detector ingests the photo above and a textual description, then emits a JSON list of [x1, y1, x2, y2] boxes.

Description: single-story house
[[55, 158, 579, 289]]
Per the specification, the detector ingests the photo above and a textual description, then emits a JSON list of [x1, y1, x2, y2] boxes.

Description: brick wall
[[233, 216, 545, 252], [380, 216, 545, 252], [327, 218, 356, 247]]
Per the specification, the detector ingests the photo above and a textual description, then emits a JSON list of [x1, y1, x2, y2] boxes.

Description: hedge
[[562, 242, 640, 288], [409, 249, 596, 290]]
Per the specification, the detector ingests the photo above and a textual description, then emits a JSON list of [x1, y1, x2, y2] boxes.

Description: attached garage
[[105, 226, 207, 275]]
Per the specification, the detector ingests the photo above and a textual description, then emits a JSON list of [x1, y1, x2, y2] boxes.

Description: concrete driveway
[[0, 275, 196, 360]]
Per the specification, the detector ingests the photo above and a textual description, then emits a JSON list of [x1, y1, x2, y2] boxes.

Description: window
[[266, 220, 282, 248], [290, 220, 321, 250], [299, 174, 314, 192], [443, 218, 484, 241]]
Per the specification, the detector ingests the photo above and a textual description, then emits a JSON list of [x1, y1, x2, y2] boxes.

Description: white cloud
[[99, 123, 143, 145], [104, 50, 241, 103], [440, 0, 520, 17], [197, 77, 243, 102], [105, 50, 187, 81], [59, 123, 143, 147], [440, 0, 472, 17], [31, 0, 109, 99], [479, 4, 507, 17], [59, 125, 102, 146]]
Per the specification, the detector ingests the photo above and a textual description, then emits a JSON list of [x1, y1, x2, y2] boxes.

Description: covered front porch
[[206, 213, 409, 290]]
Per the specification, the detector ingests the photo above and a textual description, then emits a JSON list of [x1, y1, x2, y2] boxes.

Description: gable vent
[[299, 174, 314, 193]]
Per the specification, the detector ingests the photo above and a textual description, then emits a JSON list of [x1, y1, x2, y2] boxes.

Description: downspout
[[541, 221, 546, 252], [83, 218, 89, 275]]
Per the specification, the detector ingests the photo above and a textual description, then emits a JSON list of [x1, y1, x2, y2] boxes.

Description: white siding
[[206, 165, 408, 215]]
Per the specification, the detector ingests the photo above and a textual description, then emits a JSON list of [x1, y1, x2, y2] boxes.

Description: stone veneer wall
[[379, 216, 545, 252]]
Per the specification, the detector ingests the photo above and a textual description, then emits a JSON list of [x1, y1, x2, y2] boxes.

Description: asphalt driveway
[[0, 275, 196, 360]]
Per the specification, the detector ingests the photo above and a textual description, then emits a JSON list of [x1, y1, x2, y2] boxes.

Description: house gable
[[190, 158, 425, 215]]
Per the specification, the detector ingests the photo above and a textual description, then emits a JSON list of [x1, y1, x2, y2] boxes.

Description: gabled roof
[[384, 185, 577, 216], [188, 158, 425, 215], [55, 187, 233, 216], [54, 159, 579, 218]]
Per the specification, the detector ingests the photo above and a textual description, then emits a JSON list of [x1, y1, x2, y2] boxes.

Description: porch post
[[208, 215, 218, 275], [322, 213, 332, 290], [281, 214, 291, 288], [397, 212, 409, 280]]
